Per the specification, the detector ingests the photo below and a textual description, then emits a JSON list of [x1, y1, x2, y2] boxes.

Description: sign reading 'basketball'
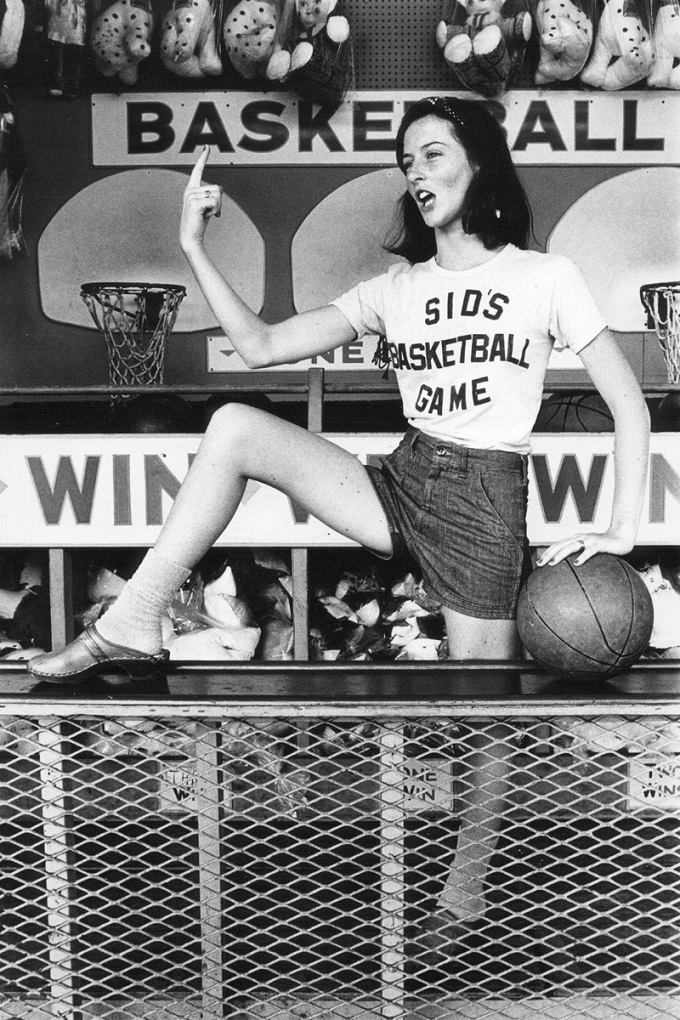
[[91, 91, 678, 167]]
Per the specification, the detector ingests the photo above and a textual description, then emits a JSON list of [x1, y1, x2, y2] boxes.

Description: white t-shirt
[[331, 245, 607, 454]]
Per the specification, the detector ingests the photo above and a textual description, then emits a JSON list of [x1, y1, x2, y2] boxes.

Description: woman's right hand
[[180, 146, 223, 254]]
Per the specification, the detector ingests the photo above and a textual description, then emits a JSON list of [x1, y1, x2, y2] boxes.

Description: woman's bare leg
[[437, 609, 519, 922], [29, 403, 393, 672], [153, 402, 392, 566]]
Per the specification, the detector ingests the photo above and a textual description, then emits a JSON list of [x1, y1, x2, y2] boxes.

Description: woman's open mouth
[[416, 189, 435, 211]]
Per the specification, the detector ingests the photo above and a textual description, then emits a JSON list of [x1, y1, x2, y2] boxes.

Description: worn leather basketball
[[517, 553, 654, 678]]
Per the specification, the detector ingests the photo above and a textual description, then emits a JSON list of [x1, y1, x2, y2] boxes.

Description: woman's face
[[401, 115, 477, 232]]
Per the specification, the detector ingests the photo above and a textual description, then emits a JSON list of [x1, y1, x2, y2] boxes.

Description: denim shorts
[[365, 427, 531, 620]]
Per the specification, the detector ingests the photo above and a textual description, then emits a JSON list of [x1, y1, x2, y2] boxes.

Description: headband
[[422, 96, 465, 132]]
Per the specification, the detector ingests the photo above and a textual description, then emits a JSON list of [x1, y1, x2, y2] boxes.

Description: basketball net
[[81, 283, 186, 388], [640, 282, 680, 385]]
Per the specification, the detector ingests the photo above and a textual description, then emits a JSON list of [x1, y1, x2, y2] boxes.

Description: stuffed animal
[[161, 0, 223, 78], [267, 0, 349, 78], [0, 0, 24, 70], [91, 0, 154, 85], [0, 85, 25, 259], [580, 0, 653, 88], [436, 0, 532, 96], [647, 0, 680, 87], [43, 0, 88, 98], [224, 0, 278, 78], [0, 557, 51, 652], [533, 0, 593, 83], [637, 561, 680, 654]]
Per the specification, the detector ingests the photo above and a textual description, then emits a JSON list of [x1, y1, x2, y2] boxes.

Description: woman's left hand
[[536, 529, 634, 568]]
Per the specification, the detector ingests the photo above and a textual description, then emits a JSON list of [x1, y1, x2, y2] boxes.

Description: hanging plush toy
[[266, 0, 352, 107], [0, 0, 24, 69], [532, 0, 593, 83], [436, 0, 532, 97], [580, 0, 653, 88], [223, 0, 278, 78], [91, 0, 154, 85], [161, 0, 223, 77], [647, 0, 680, 87], [0, 556, 51, 652], [0, 86, 25, 260], [637, 561, 680, 655], [42, 0, 88, 98]]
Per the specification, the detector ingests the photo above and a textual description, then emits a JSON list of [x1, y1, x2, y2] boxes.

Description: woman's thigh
[[212, 403, 394, 557]]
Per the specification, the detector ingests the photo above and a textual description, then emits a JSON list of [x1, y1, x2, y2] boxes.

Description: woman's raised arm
[[181, 147, 357, 369]]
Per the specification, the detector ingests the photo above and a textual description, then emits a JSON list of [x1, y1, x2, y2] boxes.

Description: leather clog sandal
[[27, 623, 170, 685], [406, 910, 490, 970]]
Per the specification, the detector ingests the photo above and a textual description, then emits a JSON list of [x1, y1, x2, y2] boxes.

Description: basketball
[[534, 392, 614, 432], [111, 394, 197, 433], [652, 392, 680, 432], [517, 553, 654, 678]]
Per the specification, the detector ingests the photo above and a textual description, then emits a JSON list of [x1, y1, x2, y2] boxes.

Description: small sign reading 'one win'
[[399, 759, 454, 813]]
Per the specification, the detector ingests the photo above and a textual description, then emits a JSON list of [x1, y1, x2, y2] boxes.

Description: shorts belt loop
[[457, 444, 469, 478], [408, 428, 419, 454]]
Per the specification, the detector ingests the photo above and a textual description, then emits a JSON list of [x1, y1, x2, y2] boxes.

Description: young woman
[[28, 95, 650, 939]]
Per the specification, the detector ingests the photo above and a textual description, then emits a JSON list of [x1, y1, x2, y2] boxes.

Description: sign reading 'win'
[[1, 433, 678, 547]]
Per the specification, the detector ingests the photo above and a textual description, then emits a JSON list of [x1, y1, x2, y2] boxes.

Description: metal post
[[307, 367, 325, 434], [291, 549, 309, 661], [195, 722, 225, 1019], [48, 549, 74, 651], [38, 717, 79, 1019], [290, 368, 324, 662], [379, 720, 406, 1020]]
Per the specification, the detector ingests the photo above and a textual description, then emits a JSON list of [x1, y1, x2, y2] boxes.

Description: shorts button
[[435, 445, 447, 456]]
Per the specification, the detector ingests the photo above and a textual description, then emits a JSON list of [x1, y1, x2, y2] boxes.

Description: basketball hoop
[[640, 281, 680, 430], [81, 282, 186, 388], [640, 281, 680, 384]]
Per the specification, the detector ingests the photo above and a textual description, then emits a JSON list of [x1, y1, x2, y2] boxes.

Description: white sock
[[438, 831, 499, 920], [96, 548, 191, 653]]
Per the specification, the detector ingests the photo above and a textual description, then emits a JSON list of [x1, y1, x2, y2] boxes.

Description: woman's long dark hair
[[385, 96, 533, 264]]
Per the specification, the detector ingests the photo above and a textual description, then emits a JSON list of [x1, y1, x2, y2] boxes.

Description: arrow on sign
[[240, 480, 262, 505]]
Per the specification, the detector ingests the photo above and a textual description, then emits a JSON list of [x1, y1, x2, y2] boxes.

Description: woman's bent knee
[[204, 401, 275, 445], [202, 402, 302, 479]]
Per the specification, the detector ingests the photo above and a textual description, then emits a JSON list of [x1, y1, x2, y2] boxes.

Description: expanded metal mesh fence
[[0, 704, 679, 1019]]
